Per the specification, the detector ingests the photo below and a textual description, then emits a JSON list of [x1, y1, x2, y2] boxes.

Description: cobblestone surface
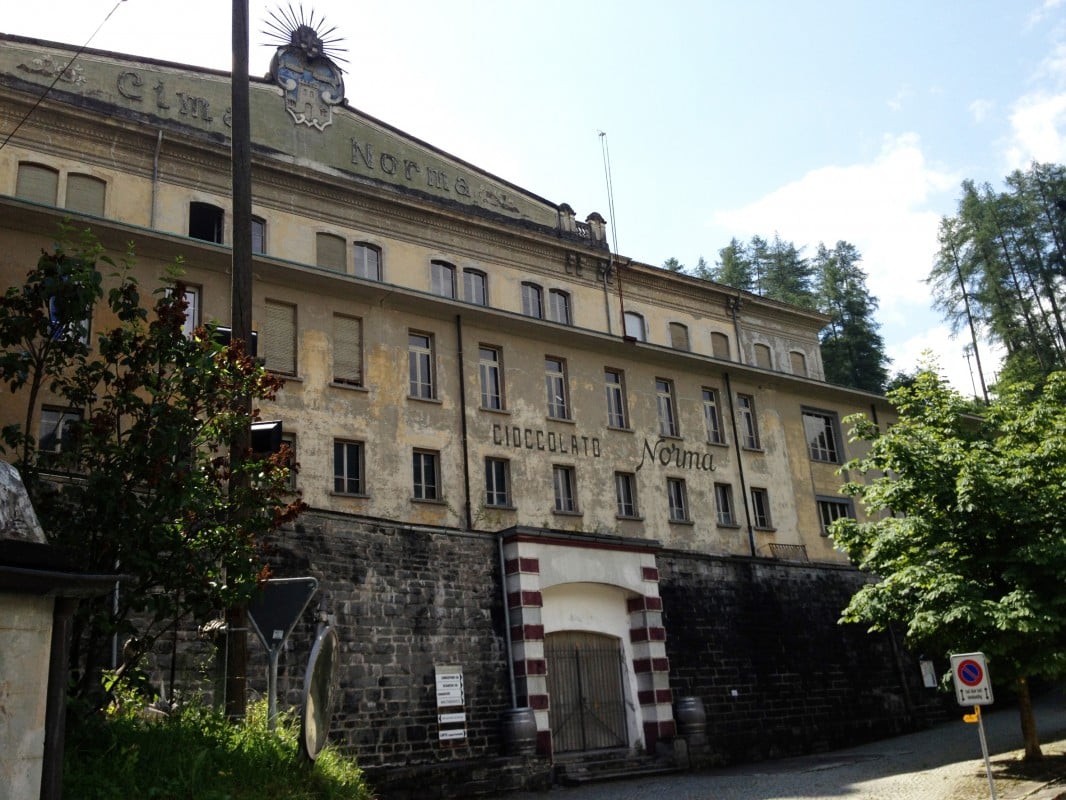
[[505, 688, 1066, 800]]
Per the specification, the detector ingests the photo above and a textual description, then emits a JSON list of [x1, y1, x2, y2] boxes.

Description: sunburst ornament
[[262, 4, 349, 65], [263, 4, 348, 131]]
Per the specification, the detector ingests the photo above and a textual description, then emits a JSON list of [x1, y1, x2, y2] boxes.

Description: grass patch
[[63, 699, 372, 800]]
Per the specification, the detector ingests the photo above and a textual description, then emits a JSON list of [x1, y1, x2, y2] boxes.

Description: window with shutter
[[65, 174, 106, 215], [754, 343, 772, 369], [316, 233, 346, 271], [669, 322, 690, 350], [790, 351, 807, 376], [711, 332, 730, 359], [16, 163, 59, 205], [264, 300, 296, 375], [333, 314, 363, 386]]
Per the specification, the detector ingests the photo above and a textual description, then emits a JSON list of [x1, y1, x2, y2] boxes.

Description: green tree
[[0, 228, 305, 701], [762, 234, 815, 309], [814, 241, 888, 392], [833, 367, 1066, 759], [713, 238, 754, 291], [662, 256, 685, 272]]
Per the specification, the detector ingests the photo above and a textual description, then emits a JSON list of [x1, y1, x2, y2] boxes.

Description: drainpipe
[[727, 293, 743, 362], [724, 372, 757, 557], [150, 129, 163, 228], [601, 256, 614, 336], [455, 314, 473, 531]]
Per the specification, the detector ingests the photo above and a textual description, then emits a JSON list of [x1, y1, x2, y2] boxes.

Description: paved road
[[506, 687, 1066, 800]]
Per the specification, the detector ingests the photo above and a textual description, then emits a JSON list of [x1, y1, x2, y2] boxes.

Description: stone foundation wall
[[260, 514, 515, 773], [145, 513, 949, 795], [657, 551, 946, 763]]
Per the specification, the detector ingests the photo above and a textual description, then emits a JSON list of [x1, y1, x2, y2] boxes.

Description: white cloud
[[711, 133, 958, 327], [1005, 91, 1066, 168], [886, 325, 1003, 397], [1028, 0, 1066, 30]]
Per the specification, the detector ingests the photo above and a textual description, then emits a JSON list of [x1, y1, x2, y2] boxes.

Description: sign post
[[247, 577, 319, 730], [950, 652, 996, 800]]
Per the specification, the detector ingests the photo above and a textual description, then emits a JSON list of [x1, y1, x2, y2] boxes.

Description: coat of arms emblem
[[264, 7, 346, 131]]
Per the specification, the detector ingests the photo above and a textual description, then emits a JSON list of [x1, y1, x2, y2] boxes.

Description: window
[[751, 488, 773, 529], [604, 369, 628, 429], [16, 162, 58, 204], [548, 289, 571, 324], [38, 407, 81, 463], [624, 311, 646, 341], [790, 351, 807, 376], [667, 478, 689, 522], [178, 285, 201, 338], [189, 201, 224, 243], [803, 409, 842, 463], [737, 394, 761, 449], [281, 434, 297, 492], [656, 379, 679, 437], [333, 440, 364, 495], [479, 346, 503, 410], [408, 332, 435, 399], [463, 269, 487, 305], [65, 174, 106, 215], [431, 260, 456, 298], [702, 388, 724, 444], [711, 331, 730, 360], [354, 242, 381, 280], [714, 483, 736, 526], [264, 300, 296, 375], [754, 343, 772, 369], [615, 472, 638, 518], [485, 458, 511, 507], [333, 314, 363, 387], [817, 497, 853, 536], [521, 282, 543, 318], [251, 216, 266, 254], [316, 232, 346, 271], [552, 465, 577, 513], [669, 322, 690, 351], [48, 287, 91, 344], [413, 450, 441, 501], [544, 357, 570, 420]]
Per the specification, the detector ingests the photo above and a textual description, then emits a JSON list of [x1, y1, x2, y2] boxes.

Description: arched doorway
[[545, 630, 628, 753]]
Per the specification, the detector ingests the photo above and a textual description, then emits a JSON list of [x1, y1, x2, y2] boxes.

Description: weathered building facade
[[0, 29, 937, 793]]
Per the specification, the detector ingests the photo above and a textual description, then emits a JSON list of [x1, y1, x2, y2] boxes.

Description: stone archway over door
[[545, 631, 628, 753]]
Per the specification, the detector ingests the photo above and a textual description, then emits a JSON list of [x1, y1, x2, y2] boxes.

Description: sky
[[5, 0, 1066, 396]]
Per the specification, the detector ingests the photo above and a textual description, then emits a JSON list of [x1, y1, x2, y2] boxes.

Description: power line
[[0, 1, 128, 153]]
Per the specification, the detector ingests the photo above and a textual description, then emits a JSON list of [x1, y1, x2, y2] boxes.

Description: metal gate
[[545, 631, 628, 753]]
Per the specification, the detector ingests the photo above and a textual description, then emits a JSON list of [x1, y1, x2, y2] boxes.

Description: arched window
[[65, 173, 106, 215], [711, 331, 730, 359], [624, 311, 646, 341], [316, 232, 346, 271], [754, 343, 772, 369], [669, 322, 690, 350], [521, 282, 543, 318], [189, 201, 224, 244], [790, 351, 807, 376], [354, 242, 382, 280], [16, 162, 59, 205]]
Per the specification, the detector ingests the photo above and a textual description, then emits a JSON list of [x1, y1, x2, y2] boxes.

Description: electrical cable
[[0, 1, 128, 153]]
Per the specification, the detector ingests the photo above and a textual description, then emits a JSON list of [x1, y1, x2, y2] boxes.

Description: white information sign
[[438, 728, 467, 741], [435, 665, 465, 708], [950, 652, 994, 706], [438, 712, 467, 725]]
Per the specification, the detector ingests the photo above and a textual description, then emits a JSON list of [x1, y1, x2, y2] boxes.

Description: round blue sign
[[958, 659, 983, 686]]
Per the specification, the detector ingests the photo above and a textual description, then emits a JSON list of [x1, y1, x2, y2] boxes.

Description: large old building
[[0, 26, 937, 794]]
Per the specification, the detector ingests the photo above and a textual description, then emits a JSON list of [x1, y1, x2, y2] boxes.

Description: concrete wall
[[0, 594, 53, 800]]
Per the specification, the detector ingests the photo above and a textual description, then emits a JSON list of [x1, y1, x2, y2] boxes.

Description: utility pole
[[225, 0, 253, 720]]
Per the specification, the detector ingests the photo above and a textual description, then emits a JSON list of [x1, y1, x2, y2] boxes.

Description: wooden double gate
[[545, 631, 628, 753]]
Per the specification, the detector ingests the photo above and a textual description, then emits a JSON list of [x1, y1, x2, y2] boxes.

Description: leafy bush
[[63, 699, 371, 799]]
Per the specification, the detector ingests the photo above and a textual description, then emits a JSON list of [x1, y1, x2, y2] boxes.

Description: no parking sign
[[950, 652, 994, 706]]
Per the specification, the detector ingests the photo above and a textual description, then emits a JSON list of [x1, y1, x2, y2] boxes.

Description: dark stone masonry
[[153, 511, 946, 797]]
